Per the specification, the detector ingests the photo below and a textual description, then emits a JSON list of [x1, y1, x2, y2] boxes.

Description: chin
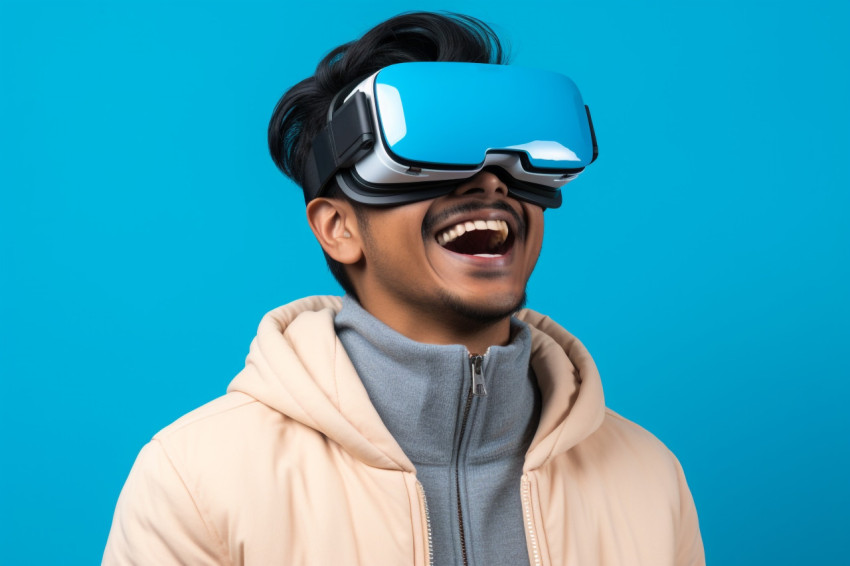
[[436, 289, 527, 325]]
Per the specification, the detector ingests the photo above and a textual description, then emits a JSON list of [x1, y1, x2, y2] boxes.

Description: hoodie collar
[[334, 295, 539, 468], [227, 296, 605, 473]]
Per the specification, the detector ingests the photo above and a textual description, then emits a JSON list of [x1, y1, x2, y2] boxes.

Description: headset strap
[[302, 92, 375, 202]]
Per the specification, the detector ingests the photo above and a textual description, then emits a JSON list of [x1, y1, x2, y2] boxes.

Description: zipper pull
[[470, 354, 487, 397]]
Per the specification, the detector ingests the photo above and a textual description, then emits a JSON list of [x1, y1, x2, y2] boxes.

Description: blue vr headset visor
[[303, 62, 598, 208]]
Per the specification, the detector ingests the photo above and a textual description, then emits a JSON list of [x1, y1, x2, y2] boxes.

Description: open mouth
[[435, 219, 514, 257]]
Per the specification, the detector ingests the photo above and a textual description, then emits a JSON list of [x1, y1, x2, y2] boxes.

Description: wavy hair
[[267, 12, 508, 295]]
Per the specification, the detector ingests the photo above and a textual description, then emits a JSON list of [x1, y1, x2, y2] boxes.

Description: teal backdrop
[[1, 1, 848, 564]]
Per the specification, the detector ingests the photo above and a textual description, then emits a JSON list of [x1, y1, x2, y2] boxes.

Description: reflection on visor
[[375, 83, 406, 146], [373, 63, 594, 170], [505, 141, 582, 163]]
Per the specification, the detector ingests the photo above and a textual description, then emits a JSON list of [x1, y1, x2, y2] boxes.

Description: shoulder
[[544, 408, 694, 517], [594, 408, 682, 471], [563, 408, 689, 503], [600, 408, 674, 453], [150, 392, 314, 469], [595, 411, 705, 562], [539, 407, 685, 496], [154, 391, 262, 441]]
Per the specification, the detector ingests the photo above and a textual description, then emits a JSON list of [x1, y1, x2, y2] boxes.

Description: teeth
[[437, 219, 510, 246]]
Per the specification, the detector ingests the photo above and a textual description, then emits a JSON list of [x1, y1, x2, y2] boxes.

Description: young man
[[103, 12, 704, 566]]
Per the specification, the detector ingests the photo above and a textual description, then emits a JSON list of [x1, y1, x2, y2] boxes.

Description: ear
[[305, 197, 364, 265]]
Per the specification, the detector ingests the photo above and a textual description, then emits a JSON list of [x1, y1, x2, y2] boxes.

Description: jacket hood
[[227, 296, 605, 473]]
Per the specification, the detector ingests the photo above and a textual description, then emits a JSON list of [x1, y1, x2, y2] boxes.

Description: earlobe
[[305, 198, 363, 265]]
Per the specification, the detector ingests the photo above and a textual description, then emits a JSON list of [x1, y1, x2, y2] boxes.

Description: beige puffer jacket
[[103, 296, 704, 565]]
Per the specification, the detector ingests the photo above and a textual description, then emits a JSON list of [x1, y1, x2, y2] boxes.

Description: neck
[[355, 294, 513, 354]]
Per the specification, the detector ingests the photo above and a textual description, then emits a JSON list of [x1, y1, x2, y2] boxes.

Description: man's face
[[352, 171, 544, 327]]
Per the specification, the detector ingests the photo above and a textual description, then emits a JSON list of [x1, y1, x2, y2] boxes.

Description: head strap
[[303, 92, 375, 202]]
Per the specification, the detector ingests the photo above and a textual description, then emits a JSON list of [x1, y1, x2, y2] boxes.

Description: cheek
[[365, 212, 429, 265], [524, 208, 545, 264]]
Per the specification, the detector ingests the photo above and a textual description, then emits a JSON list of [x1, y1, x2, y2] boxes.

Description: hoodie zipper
[[471, 354, 487, 396], [456, 353, 487, 566], [416, 481, 434, 566], [521, 476, 542, 566]]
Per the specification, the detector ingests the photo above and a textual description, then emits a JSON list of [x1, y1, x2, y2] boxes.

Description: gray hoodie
[[336, 295, 540, 566]]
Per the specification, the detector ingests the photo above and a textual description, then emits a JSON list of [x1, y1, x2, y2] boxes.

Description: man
[[103, 12, 704, 566]]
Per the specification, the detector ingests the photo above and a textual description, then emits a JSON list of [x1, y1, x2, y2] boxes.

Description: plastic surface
[[373, 62, 595, 170]]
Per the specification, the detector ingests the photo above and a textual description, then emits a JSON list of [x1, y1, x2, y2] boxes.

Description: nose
[[452, 170, 508, 200]]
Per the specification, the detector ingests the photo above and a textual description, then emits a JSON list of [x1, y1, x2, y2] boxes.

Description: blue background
[[1, 1, 848, 564]]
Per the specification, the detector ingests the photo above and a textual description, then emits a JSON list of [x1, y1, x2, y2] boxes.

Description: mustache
[[421, 200, 525, 240]]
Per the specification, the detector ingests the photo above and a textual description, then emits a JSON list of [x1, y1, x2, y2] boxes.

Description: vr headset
[[303, 62, 598, 209]]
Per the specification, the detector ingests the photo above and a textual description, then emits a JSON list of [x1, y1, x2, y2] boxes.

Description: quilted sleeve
[[102, 440, 227, 566]]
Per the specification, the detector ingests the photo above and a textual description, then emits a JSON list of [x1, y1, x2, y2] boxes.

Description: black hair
[[268, 11, 508, 296]]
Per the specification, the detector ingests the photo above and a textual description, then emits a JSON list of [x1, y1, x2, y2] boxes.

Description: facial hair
[[435, 288, 528, 326]]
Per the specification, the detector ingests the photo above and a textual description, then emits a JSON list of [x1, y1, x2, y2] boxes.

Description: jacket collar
[[227, 296, 605, 472], [334, 295, 539, 468]]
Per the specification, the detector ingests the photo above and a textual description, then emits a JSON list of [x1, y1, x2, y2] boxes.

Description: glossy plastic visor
[[373, 63, 595, 171]]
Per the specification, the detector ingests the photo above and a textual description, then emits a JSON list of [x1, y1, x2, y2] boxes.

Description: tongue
[[443, 230, 500, 256]]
